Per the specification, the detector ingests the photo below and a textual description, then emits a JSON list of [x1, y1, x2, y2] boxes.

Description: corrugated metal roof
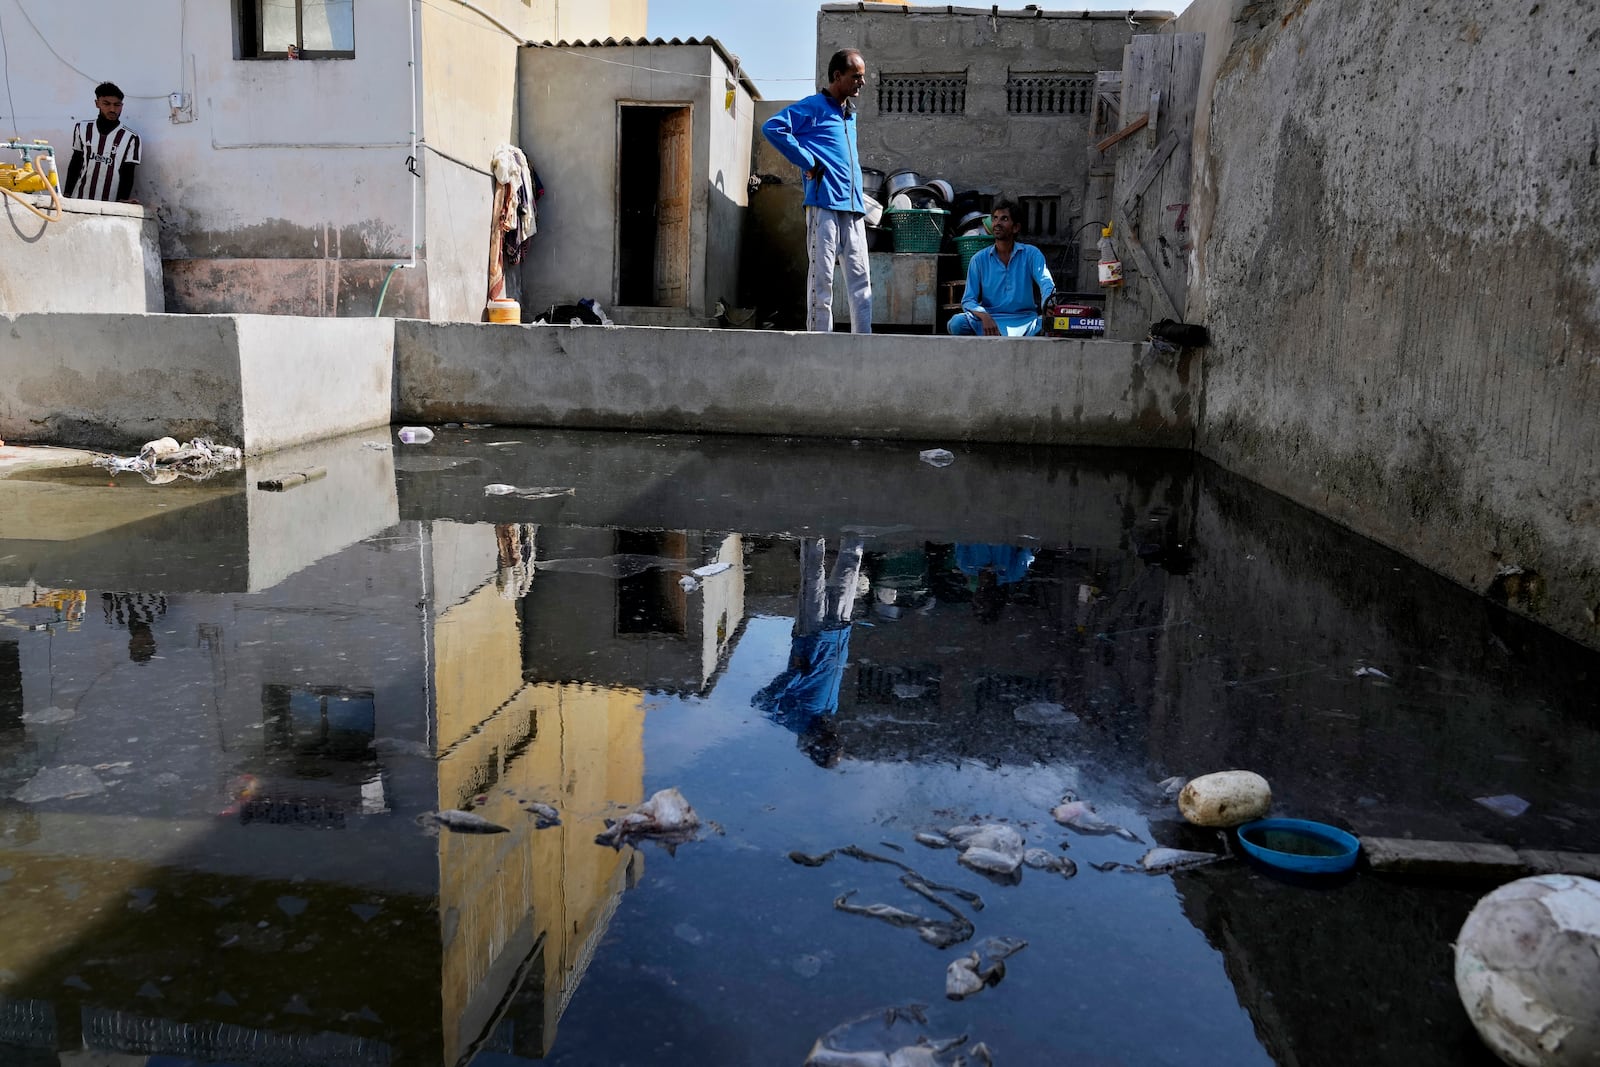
[[531, 36, 761, 99], [818, 3, 1175, 18]]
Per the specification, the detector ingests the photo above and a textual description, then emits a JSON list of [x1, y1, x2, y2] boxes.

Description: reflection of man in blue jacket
[[761, 50, 872, 334], [753, 536, 865, 767]]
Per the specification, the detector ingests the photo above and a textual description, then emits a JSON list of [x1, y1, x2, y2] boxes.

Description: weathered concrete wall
[[517, 43, 754, 326], [1183, 0, 1600, 649], [0, 197, 162, 313], [744, 100, 809, 327], [393, 320, 1194, 446], [0, 1, 642, 321], [0, 313, 391, 453], [817, 4, 1165, 269]]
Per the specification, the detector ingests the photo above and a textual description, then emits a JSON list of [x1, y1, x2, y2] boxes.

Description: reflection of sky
[[604, 617, 1270, 1067]]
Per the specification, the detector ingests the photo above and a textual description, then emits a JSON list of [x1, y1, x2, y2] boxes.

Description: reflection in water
[[0, 430, 1592, 1066], [755, 536, 865, 767]]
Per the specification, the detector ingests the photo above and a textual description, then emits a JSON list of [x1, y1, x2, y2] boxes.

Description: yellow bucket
[[486, 298, 520, 324]]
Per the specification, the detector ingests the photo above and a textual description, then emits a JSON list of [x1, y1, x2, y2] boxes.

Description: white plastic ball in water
[[1454, 874, 1600, 1066]]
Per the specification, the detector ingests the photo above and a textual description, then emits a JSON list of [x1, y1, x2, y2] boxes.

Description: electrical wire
[[0, 3, 20, 138]]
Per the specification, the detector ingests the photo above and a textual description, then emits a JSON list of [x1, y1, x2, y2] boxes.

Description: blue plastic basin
[[1235, 818, 1360, 874]]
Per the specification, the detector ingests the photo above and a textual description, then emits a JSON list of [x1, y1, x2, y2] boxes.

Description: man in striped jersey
[[63, 82, 141, 203]]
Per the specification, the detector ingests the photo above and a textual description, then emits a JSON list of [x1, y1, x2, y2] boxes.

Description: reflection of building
[[0, 500, 747, 1064], [519, 527, 747, 695]]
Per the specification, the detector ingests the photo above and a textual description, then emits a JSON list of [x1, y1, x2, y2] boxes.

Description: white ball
[[1454, 874, 1600, 1066]]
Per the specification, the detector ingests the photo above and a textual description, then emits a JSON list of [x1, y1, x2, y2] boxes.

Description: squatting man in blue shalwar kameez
[[948, 199, 1055, 337], [761, 50, 872, 333]]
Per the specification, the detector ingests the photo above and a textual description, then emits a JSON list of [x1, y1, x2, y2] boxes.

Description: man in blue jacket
[[947, 199, 1054, 337], [762, 49, 872, 333]]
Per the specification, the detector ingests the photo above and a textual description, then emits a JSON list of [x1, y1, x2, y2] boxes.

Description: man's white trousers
[[805, 207, 872, 333]]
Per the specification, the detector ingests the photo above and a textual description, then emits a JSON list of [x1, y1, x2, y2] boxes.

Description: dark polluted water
[[0, 427, 1595, 1067]]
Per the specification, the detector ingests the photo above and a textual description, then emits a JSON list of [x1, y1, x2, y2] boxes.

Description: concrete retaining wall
[[394, 320, 1194, 447], [0, 313, 391, 454], [0, 197, 162, 314], [1176, 0, 1600, 650]]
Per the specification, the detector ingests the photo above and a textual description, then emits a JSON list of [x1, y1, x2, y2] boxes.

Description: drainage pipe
[[376, 0, 422, 317]]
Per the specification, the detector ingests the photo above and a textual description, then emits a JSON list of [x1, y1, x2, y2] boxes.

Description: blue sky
[[646, 1, 1191, 99]]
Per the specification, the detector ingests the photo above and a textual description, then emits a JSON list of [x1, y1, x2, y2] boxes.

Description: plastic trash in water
[[678, 576, 701, 592], [692, 561, 733, 578], [398, 427, 434, 445], [1353, 665, 1392, 679], [1475, 794, 1530, 818], [919, 448, 955, 467], [484, 483, 517, 496]]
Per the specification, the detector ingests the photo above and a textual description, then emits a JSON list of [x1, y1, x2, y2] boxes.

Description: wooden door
[[653, 107, 693, 308]]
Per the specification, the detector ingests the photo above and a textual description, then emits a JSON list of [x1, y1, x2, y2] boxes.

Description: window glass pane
[[260, 0, 297, 53], [303, 0, 355, 52]]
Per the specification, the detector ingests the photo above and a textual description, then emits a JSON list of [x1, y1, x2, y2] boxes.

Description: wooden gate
[[1094, 33, 1204, 340]]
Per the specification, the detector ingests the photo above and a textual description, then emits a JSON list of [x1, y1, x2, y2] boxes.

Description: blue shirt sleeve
[[1031, 245, 1055, 305], [762, 100, 818, 174]]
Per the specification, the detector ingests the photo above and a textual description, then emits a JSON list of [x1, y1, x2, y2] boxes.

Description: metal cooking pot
[[901, 184, 950, 209], [925, 178, 954, 203], [885, 169, 923, 198], [860, 167, 887, 202], [863, 193, 884, 227], [956, 210, 989, 234]]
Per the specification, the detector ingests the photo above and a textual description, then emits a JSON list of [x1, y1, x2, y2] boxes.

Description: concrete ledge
[[1, 195, 162, 313], [0, 312, 393, 454], [394, 322, 1195, 447]]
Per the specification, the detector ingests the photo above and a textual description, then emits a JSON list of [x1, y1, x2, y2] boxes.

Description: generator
[[1043, 293, 1105, 338]]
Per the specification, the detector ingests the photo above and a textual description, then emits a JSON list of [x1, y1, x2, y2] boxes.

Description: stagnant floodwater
[[0, 427, 1596, 1067]]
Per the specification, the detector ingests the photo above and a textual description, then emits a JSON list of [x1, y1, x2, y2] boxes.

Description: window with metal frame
[[877, 73, 967, 115], [1016, 195, 1061, 238], [238, 0, 355, 59], [1005, 72, 1094, 115]]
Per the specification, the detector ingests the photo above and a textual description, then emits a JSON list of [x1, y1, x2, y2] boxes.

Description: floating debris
[[431, 809, 510, 835], [918, 448, 955, 468], [945, 823, 1026, 879], [13, 765, 107, 803], [1157, 776, 1188, 799], [1012, 701, 1079, 726], [1022, 848, 1078, 879], [915, 832, 953, 850], [483, 483, 576, 500], [803, 1004, 992, 1067], [945, 936, 1028, 1000], [524, 801, 562, 829], [1353, 665, 1392, 680], [93, 437, 243, 484], [692, 561, 733, 578], [1475, 794, 1531, 819], [1051, 793, 1144, 843], [1093, 847, 1226, 874], [595, 787, 700, 850]]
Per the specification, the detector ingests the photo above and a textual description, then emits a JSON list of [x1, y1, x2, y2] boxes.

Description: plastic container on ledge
[[397, 427, 434, 445], [486, 299, 520, 324]]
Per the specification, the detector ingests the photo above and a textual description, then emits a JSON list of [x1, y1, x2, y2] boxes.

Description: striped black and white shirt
[[69, 119, 141, 201]]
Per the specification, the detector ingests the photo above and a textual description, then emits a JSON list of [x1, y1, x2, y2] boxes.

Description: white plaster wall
[[518, 44, 752, 324], [0, 312, 393, 453], [705, 76, 755, 316], [0, 198, 162, 313], [235, 314, 394, 452]]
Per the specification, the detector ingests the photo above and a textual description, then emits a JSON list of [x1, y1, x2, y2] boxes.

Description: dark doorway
[[618, 105, 692, 308]]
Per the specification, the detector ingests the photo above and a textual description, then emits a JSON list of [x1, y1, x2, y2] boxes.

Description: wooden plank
[[1094, 113, 1147, 153], [1362, 837, 1526, 879], [256, 467, 327, 492], [1119, 130, 1181, 218], [1112, 210, 1179, 322]]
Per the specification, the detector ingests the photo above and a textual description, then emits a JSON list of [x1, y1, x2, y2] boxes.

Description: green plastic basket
[[955, 233, 995, 271], [885, 208, 948, 254]]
